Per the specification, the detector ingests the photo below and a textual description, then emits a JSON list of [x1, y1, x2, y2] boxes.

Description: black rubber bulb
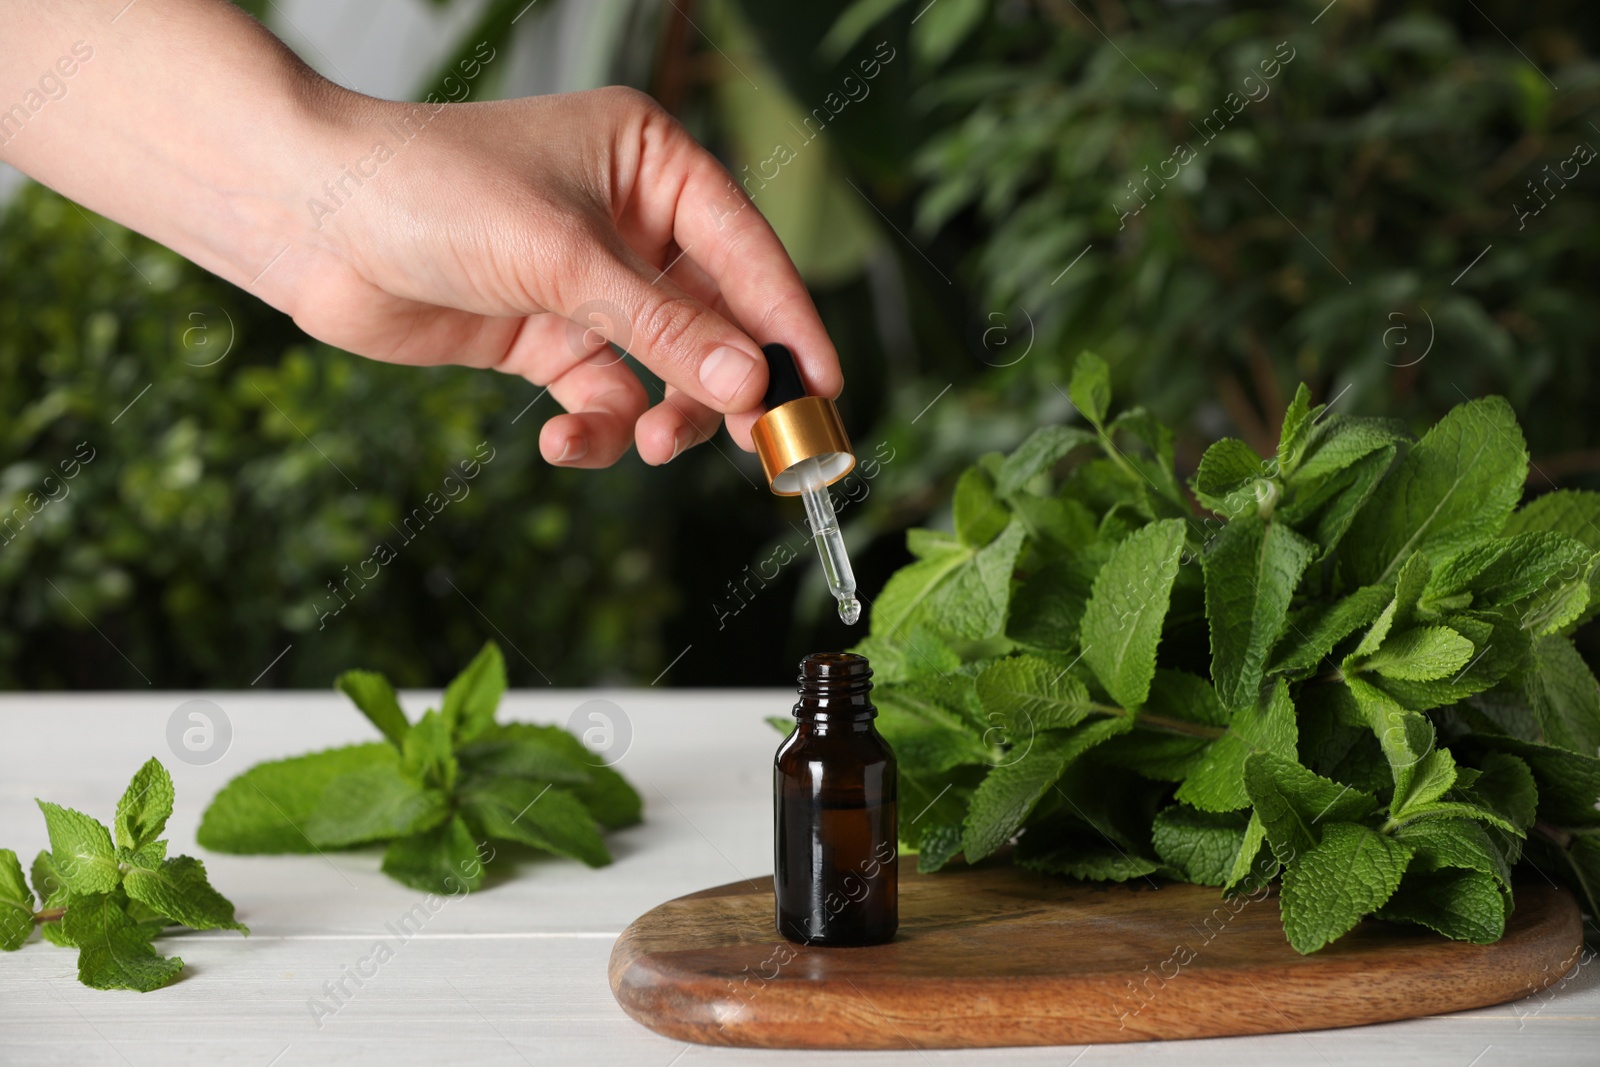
[[762, 343, 808, 410]]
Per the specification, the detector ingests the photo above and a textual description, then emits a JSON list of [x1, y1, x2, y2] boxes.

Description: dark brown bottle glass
[[774, 652, 898, 946]]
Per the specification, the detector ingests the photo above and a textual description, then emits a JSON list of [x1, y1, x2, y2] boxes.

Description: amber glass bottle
[[773, 652, 898, 946]]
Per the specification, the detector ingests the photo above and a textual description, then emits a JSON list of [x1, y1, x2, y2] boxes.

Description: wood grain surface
[[609, 863, 1584, 1050]]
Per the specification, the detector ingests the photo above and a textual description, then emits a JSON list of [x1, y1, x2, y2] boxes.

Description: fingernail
[[556, 437, 588, 464], [699, 346, 757, 405]]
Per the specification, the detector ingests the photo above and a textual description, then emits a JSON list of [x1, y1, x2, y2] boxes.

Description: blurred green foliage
[[4, 0, 1598, 688], [0, 189, 672, 688], [754, 0, 1600, 465]]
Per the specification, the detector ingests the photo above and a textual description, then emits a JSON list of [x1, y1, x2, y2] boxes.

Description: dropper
[[794, 456, 861, 625], [749, 344, 862, 626]]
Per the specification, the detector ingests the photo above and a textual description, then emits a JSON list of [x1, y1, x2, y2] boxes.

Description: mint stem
[[1127, 709, 1226, 739]]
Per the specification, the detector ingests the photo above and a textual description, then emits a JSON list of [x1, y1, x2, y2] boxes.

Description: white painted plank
[[1, 692, 1597, 1066]]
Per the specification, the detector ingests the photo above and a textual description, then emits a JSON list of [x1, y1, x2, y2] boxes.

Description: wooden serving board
[[609, 864, 1583, 1050]]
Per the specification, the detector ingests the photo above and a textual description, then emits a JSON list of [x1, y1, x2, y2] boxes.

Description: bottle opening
[[796, 652, 874, 712]]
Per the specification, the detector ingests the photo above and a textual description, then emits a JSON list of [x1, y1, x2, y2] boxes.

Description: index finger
[[670, 149, 843, 403]]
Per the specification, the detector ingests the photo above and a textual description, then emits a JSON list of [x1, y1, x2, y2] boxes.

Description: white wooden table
[[1, 691, 1595, 1066]]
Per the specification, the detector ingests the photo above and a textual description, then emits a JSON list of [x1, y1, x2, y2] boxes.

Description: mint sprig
[[198, 642, 642, 893], [842, 360, 1600, 953], [0, 758, 246, 990]]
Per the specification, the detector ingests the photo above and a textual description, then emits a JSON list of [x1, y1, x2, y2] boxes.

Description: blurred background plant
[[2, 0, 1596, 688]]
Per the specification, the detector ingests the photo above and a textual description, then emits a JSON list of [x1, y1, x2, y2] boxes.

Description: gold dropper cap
[[750, 344, 855, 497]]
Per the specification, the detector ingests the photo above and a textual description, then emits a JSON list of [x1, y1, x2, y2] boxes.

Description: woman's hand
[[1, 1, 840, 468], [290, 86, 842, 468]]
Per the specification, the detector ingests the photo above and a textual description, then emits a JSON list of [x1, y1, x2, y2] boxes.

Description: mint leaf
[[1192, 438, 1264, 517], [1017, 830, 1163, 882], [937, 520, 1028, 640], [875, 686, 991, 774], [1378, 868, 1505, 944], [31, 850, 69, 909], [1225, 812, 1272, 891], [1176, 678, 1297, 812], [913, 823, 965, 874], [382, 814, 486, 895], [460, 777, 611, 868], [1269, 585, 1391, 678], [1343, 396, 1528, 586], [482, 723, 642, 829], [402, 709, 458, 792], [1080, 518, 1186, 708], [123, 841, 167, 871], [1367, 608, 1529, 712], [442, 642, 507, 744], [1422, 532, 1590, 612], [1464, 735, 1600, 826], [1461, 752, 1538, 833], [1291, 443, 1397, 556], [1344, 675, 1438, 810], [976, 655, 1096, 737], [40, 921, 75, 948], [1005, 558, 1089, 650], [112, 758, 174, 852], [1009, 495, 1099, 555], [61, 891, 184, 992], [1099, 670, 1227, 781], [1280, 822, 1412, 954], [1109, 407, 1187, 512], [901, 765, 973, 873], [1068, 351, 1111, 429], [456, 735, 593, 786], [0, 849, 33, 951], [1358, 626, 1474, 682], [1524, 634, 1600, 756], [1390, 745, 1459, 820], [1353, 553, 1432, 659], [869, 521, 1025, 641], [303, 764, 450, 849], [1276, 383, 1318, 476], [1289, 416, 1405, 486], [1204, 516, 1315, 708], [1242, 752, 1379, 863], [335, 669, 411, 748], [962, 717, 1133, 861], [123, 856, 247, 934], [36, 802, 119, 895], [854, 622, 963, 683], [996, 426, 1098, 497], [953, 466, 1010, 547], [1151, 806, 1249, 886], [1502, 488, 1600, 548], [1393, 817, 1512, 888], [197, 743, 399, 853]]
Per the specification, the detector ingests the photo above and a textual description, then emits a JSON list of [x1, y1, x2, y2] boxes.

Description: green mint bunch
[[849, 353, 1600, 953], [0, 758, 246, 991], [198, 642, 642, 893]]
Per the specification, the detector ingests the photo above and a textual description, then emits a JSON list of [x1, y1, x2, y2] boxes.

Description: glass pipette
[[794, 456, 861, 625]]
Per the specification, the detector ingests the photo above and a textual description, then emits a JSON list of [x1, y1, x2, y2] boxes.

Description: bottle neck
[[792, 651, 876, 726]]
